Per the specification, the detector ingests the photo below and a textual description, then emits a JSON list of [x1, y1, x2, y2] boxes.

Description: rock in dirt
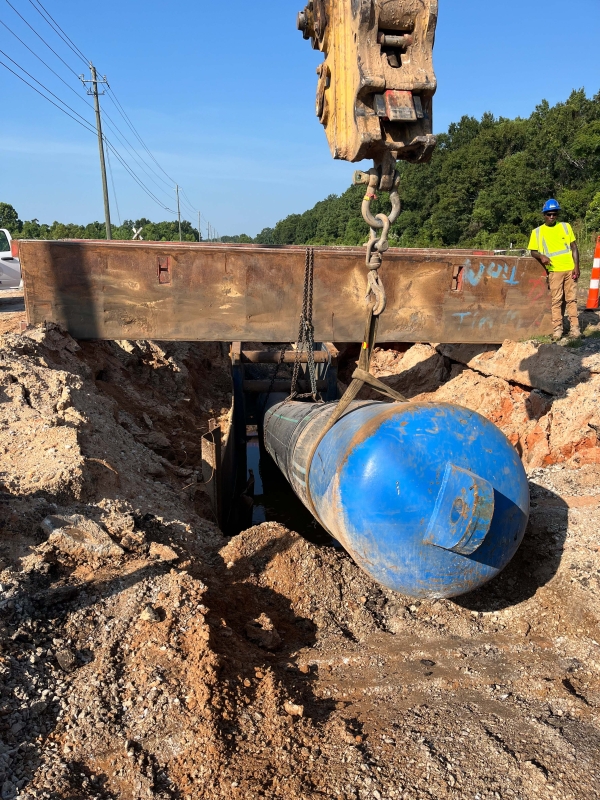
[[120, 530, 147, 550], [245, 613, 282, 650], [140, 604, 160, 622], [283, 701, 304, 717], [55, 648, 78, 672], [145, 431, 171, 449], [149, 542, 179, 562], [370, 343, 449, 398], [41, 514, 124, 561], [438, 340, 589, 395], [416, 364, 600, 469]]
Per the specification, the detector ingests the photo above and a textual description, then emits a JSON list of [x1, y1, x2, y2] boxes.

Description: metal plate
[[20, 240, 552, 343]]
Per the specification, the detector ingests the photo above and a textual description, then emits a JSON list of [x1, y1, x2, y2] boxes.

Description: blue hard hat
[[542, 198, 561, 213]]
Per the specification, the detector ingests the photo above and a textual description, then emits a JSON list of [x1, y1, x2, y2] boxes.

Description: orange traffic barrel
[[586, 235, 600, 310]]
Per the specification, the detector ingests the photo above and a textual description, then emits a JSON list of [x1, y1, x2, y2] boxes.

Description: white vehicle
[[0, 228, 22, 289]]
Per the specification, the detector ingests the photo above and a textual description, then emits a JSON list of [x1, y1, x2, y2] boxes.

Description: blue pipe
[[263, 400, 529, 599]]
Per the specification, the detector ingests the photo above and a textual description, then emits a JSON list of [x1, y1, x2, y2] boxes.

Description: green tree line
[[0, 205, 201, 243], [230, 89, 600, 252]]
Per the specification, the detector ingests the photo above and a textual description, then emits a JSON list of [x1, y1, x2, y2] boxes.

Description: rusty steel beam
[[241, 350, 330, 364], [19, 240, 552, 343]]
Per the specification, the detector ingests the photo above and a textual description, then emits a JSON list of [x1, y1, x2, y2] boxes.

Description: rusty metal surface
[[20, 240, 552, 343], [241, 350, 329, 364]]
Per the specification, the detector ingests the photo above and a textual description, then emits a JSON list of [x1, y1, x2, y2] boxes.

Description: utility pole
[[197, 210, 201, 242], [81, 65, 111, 240], [175, 185, 182, 241]]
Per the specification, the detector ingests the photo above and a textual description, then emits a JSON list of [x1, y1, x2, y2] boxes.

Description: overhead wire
[[0, 50, 176, 214], [90, 81, 202, 212], [100, 110, 182, 202], [179, 188, 199, 217], [104, 86, 178, 185], [0, 17, 92, 108], [1, 15, 180, 213], [0, 57, 95, 135], [101, 139, 176, 213], [26, 0, 89, 66], [180, 187, 219, 240], [3, 0, 81, 78], [103, 83, 219, 236], [104, 85, 208, 230], [2, 2, 211, 228], [0, 47, 96, 132], [2, 0, 172, 199]]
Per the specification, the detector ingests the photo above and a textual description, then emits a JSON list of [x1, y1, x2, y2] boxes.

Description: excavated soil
[[1, 308, 600, 800], [0, 292, 25, 337]]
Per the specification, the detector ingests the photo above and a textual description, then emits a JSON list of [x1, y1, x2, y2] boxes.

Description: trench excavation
[[1, 319, 600, 799], [243, 430, 334, 546]]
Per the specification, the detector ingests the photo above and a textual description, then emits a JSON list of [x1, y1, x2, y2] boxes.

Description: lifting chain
[[299, 165, 408, 517], [353, 167, 402, 316], [289, 247, 320, 402]]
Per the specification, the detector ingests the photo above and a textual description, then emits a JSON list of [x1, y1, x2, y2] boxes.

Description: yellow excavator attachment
[[298, 0, 438, 181]]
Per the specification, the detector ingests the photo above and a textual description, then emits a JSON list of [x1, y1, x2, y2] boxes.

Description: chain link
[[353, 168, 401, 317], [365, 212, 390, 315], [290, 247, 320, 401]]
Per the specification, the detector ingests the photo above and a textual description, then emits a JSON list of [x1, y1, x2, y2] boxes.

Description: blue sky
[[1, 0, 599, 237]]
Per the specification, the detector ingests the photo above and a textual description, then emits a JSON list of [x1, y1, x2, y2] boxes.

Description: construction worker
[[529, 199, 580, 340]]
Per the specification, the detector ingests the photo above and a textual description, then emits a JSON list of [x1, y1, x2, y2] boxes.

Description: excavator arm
[[297, 0, 438, 187]]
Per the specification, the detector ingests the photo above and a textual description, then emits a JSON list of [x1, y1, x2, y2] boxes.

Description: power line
[[0, 18, 91, 108], [0, 57, 95, 135], [0, 26, 180, 212], [2, 0, 178, 208], [104, 86, 204, 217], [0, 52, 176, 215], [179, 189, 220, 241], [87, 69, 212, 227], [100, 111, 180, 201], [0, 46, 95, 131], [1, 4, 210, 226], [180, 187, 197, 210], [104, 86, 177, 185], [102, 86, 223, 236], [26, 0, 89, 65], [97, 87, 199, 206], [179, 198, 198, 219], [179, 188, 200, 217], [3, 0, 81, 78], [103, 138, 176, 214]]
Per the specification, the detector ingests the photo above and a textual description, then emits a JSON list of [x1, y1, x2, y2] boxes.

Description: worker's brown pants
[[548, 270, 579, 332]]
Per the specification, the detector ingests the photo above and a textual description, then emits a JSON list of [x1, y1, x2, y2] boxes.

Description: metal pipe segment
[[263, 399, 529, 599]]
